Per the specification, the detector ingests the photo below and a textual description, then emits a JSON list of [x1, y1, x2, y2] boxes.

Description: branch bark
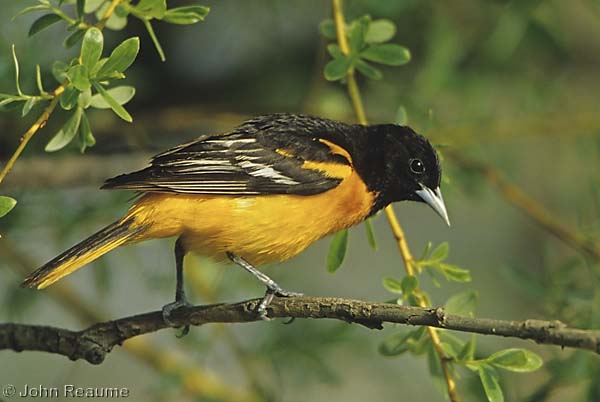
[[2, 296, 599, 365]]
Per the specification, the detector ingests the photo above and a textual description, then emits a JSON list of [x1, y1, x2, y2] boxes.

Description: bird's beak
[[415, 185, 450, 226]]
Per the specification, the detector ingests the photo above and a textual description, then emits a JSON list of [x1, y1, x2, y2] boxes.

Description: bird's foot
[[256, 286, 303, 321], [162, 297, 192, 337]]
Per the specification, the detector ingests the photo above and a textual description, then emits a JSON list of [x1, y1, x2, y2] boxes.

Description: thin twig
[[2, 296, 599, 365], [0, 0, 124, 187], [330, 1, 460, 400]]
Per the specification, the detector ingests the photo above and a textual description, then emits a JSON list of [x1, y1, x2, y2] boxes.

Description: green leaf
[[478, 364, 504, 402], [135, 0, 166, 19], [0, 196, 17, 218], [21, 97, 38, 117], [13, 5, 50, 20], [92, 82, 133, 122], [430, 242, 449, 262], [28, 13, 62, 37], [78, 88, 92, 109], [365, 19, 396, 43], [64, 29, 86, 49], [11, 45, 22, 96], [326, 44, 344, 59], [327, 229, 348, 273], [60, 85, 81, 110], [364, 218, 377, 250], [45, 107, 83, 152], [382, 277, 403, 294], [487, 348, 543, 372], [76, 0, 85, 18], [457, 335, 476, 362], [349, 15, 370, 53], [90, 85, 135, 108], [319, 19, 336, 39], [52, 61, 69, 83], [163, 6, 210, 24], [379, 330, 414, 356], [438, 263, 472, 282], [67, 64, 90, 91], [95, 37, 140, 78], [324, 56, 352, 81], [81, 28, 104, 71], [401, 275, 419, 296], [361, 44, 411, 66], [78, 112, 95, 152], [142, 19, 165, 62], [445, 290, 478, 317], [355, 59, 382, 80], [85, 0, 104, 13]]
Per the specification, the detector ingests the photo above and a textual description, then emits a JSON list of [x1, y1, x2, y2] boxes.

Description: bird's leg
[[162, 237, 191, 336], [226, 251, 303, 320]]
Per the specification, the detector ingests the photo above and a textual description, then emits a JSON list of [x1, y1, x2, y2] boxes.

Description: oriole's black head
[[354, 124, 449, 225]]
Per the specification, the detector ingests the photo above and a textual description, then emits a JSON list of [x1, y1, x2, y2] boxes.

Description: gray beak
[[415, 185, 450, 226]]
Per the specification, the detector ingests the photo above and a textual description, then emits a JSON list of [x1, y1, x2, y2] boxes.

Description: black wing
[[102, 114, 355, 196]]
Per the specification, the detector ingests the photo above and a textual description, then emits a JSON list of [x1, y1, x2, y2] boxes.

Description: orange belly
[[123, 170, 376, 266]]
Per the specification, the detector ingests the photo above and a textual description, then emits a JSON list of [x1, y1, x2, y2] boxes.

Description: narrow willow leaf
[[319, 19, 336, 39], [382, 277, 403, 294], [438, 263, 472, 282], [429, 241, 449, 261], [457, 335, 476, 362], [142, 20, 165, 62], [64, 29, 86, 48], [76, 0, 85, 18], [379, 330, 414, 356], [36, 64, 45, 94], [12, 5, 49, 20], [445, 290, 478, 317], [327, 44, 344, 59], [21, 97, 38, 117], [400, 275, 419, 296], [365, 19, 396, 43], [327, 229, 348, 273], [67, 64, 90, 91], [52, 61, 69, 83], [163, 6, 210, 24], [361, 44, 411, 66], [478, 364, 504, 402], [324, 56, 352, 81], [28, 14, 62, 37], [77, 88, 92, 109], [11, 45, 22, 96], [92, 82, 132, 122], [85, 0, 104, 13], [355, 59, 382, 80], [81, 27, 104, 71], [45, 107, 83, 152], [78, 112, 95, 152], [364, 218, 377, 249], [135, 0, 166, 19], [0, 196, 17, 218], [60, 86, 81, 110], [348, 15, 370, 53], [90, 86, 135, 108], [96, 37, 140, 78], [487, 348, 543, 372]]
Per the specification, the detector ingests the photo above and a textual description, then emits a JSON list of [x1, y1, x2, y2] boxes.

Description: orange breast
[[124, 169, 376, 266]]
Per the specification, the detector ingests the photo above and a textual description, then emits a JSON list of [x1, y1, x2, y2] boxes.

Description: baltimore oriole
[[22, 114, 449, 323]]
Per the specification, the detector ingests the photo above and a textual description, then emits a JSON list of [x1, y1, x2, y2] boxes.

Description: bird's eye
[[409, 159, 425, 174]]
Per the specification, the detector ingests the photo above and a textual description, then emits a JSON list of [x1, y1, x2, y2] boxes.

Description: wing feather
[[102, 114, 354, 196]]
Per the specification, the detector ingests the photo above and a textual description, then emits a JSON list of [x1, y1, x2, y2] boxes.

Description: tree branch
[[2, 296, 599, 365]]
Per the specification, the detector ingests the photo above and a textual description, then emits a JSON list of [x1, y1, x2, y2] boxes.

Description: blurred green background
[[1, 0, 600, 401]]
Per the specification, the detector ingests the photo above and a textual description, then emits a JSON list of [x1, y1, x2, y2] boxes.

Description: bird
[[21, 113, 449, 326]]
